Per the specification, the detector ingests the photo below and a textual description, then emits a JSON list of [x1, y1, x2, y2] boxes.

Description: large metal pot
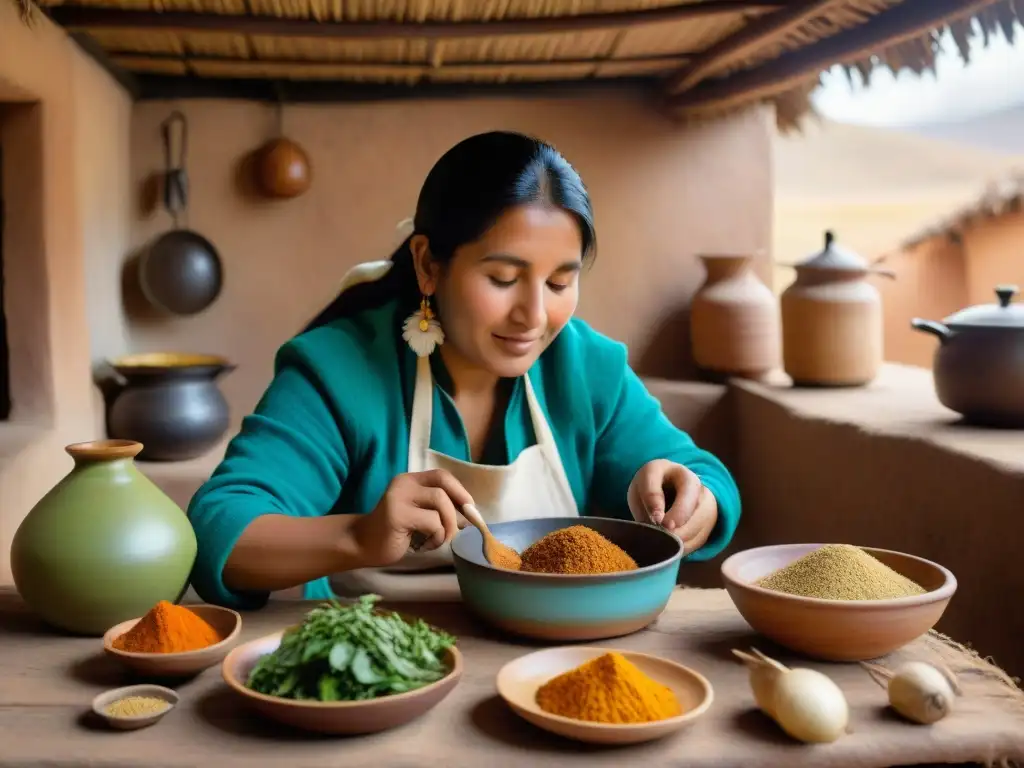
[[106, 353, 235, 461], [911, 285, 1024, 427]]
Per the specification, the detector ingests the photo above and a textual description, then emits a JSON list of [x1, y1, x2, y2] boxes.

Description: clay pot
[[912, 285, 1024, 427], [256, 137, 311, 199], [10, 440, 197, 635], [106, 352, 235, 462], [780, 231, 895, 387], [690, 254, 780, 379]]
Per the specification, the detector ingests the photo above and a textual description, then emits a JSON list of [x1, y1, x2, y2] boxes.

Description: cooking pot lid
[[945, 285, 1024, 328], [796, 230, 869, 271]]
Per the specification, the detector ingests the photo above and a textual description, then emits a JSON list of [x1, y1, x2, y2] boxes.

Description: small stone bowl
[[92, 684, 179, 730]]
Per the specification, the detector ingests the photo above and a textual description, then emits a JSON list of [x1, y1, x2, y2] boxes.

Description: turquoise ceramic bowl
[[451, 517, 683, 641]]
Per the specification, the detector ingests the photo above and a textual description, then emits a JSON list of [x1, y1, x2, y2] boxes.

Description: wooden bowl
[[92, 684, 178, 730], [721, 543, 957, 661], [221, 630, 463, 735], [496, 646, 713, 745], [102, 604, 242, 676]]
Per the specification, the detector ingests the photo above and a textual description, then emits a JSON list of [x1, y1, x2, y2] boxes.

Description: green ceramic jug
[[10, 439, 198, 635]]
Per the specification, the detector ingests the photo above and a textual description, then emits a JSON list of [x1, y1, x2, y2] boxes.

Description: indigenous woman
[[187, 131, 741, 608]]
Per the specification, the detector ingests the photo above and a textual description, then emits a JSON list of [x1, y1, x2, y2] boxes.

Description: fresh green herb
[[246, 594, 456, 702]]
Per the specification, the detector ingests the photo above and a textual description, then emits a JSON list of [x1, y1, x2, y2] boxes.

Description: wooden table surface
[[0, 586, 1020, 768]]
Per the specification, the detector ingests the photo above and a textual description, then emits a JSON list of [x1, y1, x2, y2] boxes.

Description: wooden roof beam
[[107, 51, 695, 72], [45, 1, 787, 39], [132, 74, 659, 101], [667, 0, 1000, 112], [664, 0, 844, 94]]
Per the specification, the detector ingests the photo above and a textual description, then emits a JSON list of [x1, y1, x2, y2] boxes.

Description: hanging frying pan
[[138, 111, 223, 316]]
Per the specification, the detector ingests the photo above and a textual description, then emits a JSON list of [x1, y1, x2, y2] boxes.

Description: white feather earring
[[403, 295, 445, 357]]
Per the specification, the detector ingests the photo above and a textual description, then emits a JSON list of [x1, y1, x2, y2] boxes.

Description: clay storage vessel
[[10, 440, 197, 635], [779, 231, 895, 387], [690, 253, 780, 380]]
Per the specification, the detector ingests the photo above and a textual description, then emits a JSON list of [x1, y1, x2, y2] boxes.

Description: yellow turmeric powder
[[112, 600, 221, 654], [535, 652, 682, 724]]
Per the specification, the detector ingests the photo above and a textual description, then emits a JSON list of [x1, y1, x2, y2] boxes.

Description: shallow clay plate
[[221, 629, 463, 735], [102, 604, 242, 677], [496, 646, 713, 745]]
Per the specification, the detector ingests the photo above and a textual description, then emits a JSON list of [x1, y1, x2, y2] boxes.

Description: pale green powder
[[757, 544, 927, 601]]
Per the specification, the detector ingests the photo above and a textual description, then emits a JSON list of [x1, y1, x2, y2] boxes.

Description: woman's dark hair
[[302, 131, 596, 332]]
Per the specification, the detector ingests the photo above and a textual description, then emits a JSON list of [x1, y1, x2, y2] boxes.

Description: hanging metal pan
[[138, 111, 223, 316]]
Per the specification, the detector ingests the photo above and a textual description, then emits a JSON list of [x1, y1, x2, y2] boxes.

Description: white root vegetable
[[860, 660, 961, 724], [738, 647, 785, 717], [732, 648, 850, 744]]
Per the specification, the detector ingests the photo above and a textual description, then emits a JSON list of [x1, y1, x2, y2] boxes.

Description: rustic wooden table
[[0, 586, 1020, 768]]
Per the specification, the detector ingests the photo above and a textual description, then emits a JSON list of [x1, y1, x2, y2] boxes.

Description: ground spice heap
[[757, 544, 927, 601], [536, 652, 682, 724], [519, 526, 638, 575], [112, 600, 221, 654], [105, 696, 171, 718]]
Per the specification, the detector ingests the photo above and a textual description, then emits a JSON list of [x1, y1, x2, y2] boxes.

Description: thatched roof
[[21, 0, 1024, 128], [902, 169, 1024, 248]]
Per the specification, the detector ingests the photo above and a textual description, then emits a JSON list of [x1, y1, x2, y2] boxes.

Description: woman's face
[[412, 204, 584, 380]]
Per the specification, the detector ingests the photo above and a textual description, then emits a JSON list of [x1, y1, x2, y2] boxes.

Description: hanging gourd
[[255, 100, 312, 200]]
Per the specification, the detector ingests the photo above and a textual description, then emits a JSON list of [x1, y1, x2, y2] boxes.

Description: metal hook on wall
[[271, 80, 286, 138], [160, 110, 189, 228], [161, 111, 189, 173]]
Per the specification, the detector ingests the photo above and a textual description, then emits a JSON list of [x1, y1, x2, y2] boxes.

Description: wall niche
[[0, 102, 55, 429]]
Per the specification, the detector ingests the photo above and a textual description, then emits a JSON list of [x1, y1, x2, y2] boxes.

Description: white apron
[[328, 286, 579, 601]]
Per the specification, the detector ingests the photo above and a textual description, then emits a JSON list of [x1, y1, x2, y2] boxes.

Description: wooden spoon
[[461, 503, 521, 570]]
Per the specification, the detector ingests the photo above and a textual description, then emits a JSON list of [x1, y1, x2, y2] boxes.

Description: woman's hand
[[350, 469, 474, 568], [628, 459, 719, 555]]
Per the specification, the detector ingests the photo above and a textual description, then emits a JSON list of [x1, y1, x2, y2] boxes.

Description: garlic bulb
[[733, 648, 850, 744], [861, 660, 960, 724]]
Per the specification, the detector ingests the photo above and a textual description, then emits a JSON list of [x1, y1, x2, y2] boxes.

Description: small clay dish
[[496, 646, 713, 745], [721, 543, 957, 661], [221, 627, 463, 735], [102, 604, 242, 677], [92, 684, 179, 730]]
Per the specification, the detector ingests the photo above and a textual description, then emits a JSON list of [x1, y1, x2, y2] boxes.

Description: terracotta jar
[[10, 440, 197, 635], [780, 231, 895, 387], [690, 254, 780, 379]]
